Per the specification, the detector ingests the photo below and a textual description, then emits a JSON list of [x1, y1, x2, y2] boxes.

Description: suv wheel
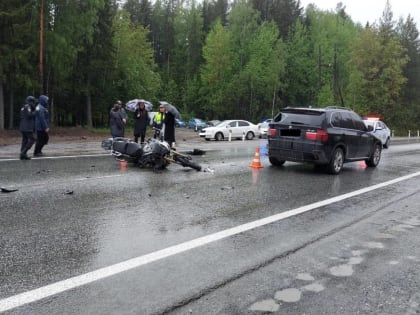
[[383, 137, 390, 149], [365, 143, 381, 167], [269, 156, 285, 166], [327, 147, 344, 174]]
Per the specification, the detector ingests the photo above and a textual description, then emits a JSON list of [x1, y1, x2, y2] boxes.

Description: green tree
[[251, 0, 302, 38], [348, 25, 408, 124], [172, 0, 204, 113], [0, 0, 38, 130], [112, 10, 161, 103], [283, 19, 317, 106], [305, 6, 358, 107], [200, 19, 234, 118], [396, 15, 420, 130]]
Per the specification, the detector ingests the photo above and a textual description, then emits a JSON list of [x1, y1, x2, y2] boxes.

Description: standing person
[[133, 101, 149, 143], [109, 102, 126, 138], [152, 104, 165, 139], [19, 96, 37, 160], [118, 100, 128, 136], [33, 95, 50, 157], [163, 106, 176, 149]]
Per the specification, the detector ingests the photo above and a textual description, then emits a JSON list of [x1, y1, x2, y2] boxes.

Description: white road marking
[[0, 154, 108, 162], [1, 170, 420, 312]]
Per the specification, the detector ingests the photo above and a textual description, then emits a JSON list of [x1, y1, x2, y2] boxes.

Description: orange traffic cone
[[120, 160, 128, 171], [249, 147, 263, 168]]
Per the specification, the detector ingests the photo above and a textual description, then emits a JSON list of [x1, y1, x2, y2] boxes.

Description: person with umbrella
[[161, 101, 179, 149], [133, 100, 150, 143]]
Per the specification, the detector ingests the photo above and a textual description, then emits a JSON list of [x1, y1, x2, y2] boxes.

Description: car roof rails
[[325, 106, 353, 111]]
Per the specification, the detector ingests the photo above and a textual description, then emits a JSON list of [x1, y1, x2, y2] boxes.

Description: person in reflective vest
[[152, 104, 165, 139]]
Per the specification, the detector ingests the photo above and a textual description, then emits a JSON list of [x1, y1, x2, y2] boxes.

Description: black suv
[[267, 107, 382, 174]]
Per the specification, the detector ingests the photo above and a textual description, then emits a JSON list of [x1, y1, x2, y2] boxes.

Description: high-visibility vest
[[153, 112, 165, 124]]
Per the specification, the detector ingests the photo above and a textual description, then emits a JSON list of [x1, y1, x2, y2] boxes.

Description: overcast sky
[[299, 0, 420, 27]]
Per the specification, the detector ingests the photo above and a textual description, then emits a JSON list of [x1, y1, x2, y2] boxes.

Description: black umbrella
[[159, 101, 181, 119]]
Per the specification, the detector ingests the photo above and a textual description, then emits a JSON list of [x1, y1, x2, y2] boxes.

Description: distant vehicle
[[363, 118, 391, 148], [257, 118, 273, 138], [267, 107, 382, 174], [188, 118, 207, 131], [207, 120, 221, 127], [199, 120, 260, 141], [175, 118, 187, 128]]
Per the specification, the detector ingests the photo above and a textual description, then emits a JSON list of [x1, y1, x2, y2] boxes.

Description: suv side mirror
[[367, 125, 374, 132]]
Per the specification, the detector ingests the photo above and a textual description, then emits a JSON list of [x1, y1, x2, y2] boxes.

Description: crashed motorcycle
[[101, 137, 202, 171]]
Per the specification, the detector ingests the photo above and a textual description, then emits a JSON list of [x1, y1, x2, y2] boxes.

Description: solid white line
[[0, 154, 108, 162], [1, 170, 420, 312]]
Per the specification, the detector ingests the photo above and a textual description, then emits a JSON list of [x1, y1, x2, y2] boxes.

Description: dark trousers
[[34, 130, 49, 154], [134, 129, 146, 143], [20, 131, 35, 154]]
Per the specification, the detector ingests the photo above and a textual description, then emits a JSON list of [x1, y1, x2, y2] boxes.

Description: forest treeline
[[1, 0, 419, 134]]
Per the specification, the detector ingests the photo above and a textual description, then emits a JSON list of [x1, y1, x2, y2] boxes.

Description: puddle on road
[[274, 288, 302, 302], [248, 299, 279, 312], [348, 256, 364, 265], [329, 264, 353, 277], [302, 283, 325, 292], [351, 249, 368, 256], [296, 273, 315, 281], [363, 241, 384, 249]]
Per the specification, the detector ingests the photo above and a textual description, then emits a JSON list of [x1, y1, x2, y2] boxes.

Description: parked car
[[199, 120, 260, 141], [207, 120, 221, 127], [258, 118, 273, 138], [188, 118, 207, 131], [363, 118, 391, 148], [267, 107, 382, 174], [175, 118, 187, 128]]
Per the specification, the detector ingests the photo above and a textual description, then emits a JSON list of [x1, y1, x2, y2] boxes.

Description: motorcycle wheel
[[174, 155, 202, 171]]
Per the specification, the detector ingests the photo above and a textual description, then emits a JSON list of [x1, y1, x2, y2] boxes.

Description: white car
[[257, 118, 273, 138], [199, 120, 261, 141], [363, 119, 391, 148]]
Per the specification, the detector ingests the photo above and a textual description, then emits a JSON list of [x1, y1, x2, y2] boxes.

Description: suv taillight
[[268, 128, 277, 136], [306, 129, 328, 142]]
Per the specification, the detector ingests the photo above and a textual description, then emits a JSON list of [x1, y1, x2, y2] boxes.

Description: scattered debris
[[1, 187, 18, 193], [36, 169, 52, 174], [186, 148, 205, 156], [221, 186, 234, 190], [203, 167, 214, 173]]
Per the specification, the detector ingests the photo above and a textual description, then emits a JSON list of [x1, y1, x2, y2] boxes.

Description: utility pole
[[39, 0, 44, 93]]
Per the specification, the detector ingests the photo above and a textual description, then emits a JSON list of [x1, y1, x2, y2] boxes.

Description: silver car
[[363, 119, 391, 148]]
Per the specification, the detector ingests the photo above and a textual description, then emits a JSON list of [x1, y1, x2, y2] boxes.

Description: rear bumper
[[268, 141, 330, 164]]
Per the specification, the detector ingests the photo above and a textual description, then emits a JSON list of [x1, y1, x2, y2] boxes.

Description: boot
[[20, 153, 31, 160]]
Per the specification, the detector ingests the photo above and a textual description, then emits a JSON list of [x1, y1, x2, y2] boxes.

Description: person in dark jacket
[[133, 101, 150, 143], [34, 95, 50, 157], [19, 96, 37, 160], [163, 107, 176, 149], [110, 102, 126, 138]]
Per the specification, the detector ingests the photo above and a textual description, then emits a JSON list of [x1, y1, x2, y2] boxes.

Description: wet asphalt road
[[1, 140, 420, 314]]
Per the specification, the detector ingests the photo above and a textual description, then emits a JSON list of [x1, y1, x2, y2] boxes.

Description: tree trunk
[[0, 63, 4, 130], [86, 92, 93, 128], [8, 89, 14, 129]]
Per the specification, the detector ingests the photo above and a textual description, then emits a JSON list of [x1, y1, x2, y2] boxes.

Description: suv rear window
[[275, 109, 324, 126]]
